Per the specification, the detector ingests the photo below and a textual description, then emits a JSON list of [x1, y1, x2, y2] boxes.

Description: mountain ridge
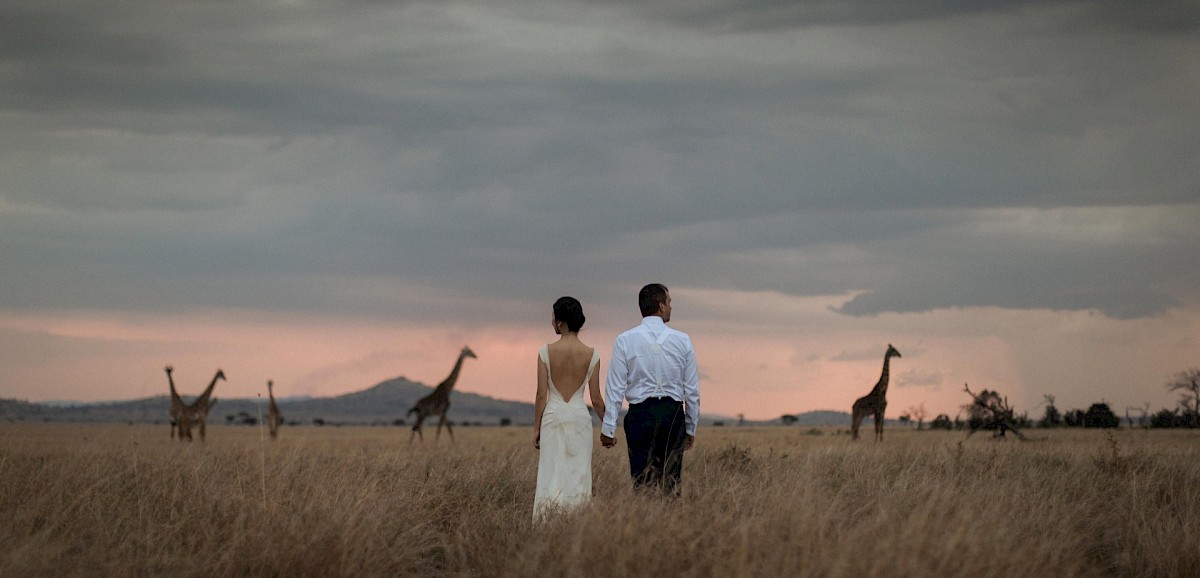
[[1, 378, 863, 427]]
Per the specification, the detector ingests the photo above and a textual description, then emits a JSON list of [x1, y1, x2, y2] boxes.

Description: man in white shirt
[[601, 283, 700, 495]]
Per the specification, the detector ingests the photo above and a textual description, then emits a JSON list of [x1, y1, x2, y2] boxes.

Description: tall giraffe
[[168, 369, 225, 443], [186, 369, 224, 443], [267, 380, 283, 440], [407, 346, 477, 443], [165, 365, 189, 441], [851, 344, 902, 442]]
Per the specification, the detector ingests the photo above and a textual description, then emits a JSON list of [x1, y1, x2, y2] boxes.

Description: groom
[[601, 283, 700, 495]]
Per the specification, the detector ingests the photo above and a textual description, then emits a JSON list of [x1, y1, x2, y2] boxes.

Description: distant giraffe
[[187, 369, 224, 442], [267, 380, 283, 440], [851, 344, 902, 441], [407, 346, 477, 443], [165, 365, 189, 441], [175, 369, 225, 442]]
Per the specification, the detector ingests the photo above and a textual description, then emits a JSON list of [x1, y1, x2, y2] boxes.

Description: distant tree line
[[927, 399, 1193, 431], [924, 400, 1123, 432], [933, 367, 1200, 431], [1050, 368, 1200, 429]]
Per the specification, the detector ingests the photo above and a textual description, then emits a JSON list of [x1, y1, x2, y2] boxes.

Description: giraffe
[[407, 346, 477, 443], [851, 344, 902, 442], [166, 369, 225, 443], [267, 380, 283, 440], [165, 365, 190, 441], [188, 369, 224, 442]]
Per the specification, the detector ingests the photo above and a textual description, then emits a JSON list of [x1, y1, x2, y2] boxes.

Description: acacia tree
[[1039, 394, 1062, 428], [1151, 408, 1183, 428], [1063, 409, 1086, 427], [1166, 368, 1200, 427], [1083, 402, 1120, 428], [962, 384, 1026, 440], [906, 403, 928, 430]]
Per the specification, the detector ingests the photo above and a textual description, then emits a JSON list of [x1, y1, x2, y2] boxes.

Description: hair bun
[[553, 296, 586, 332]]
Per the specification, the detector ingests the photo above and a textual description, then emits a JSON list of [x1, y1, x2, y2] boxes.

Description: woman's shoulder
[[575, 340, 597, 358], [548, 339, 596, 358]]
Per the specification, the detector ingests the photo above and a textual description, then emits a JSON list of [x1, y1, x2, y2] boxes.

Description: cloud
[[829, 347, 888, 362], [604, 0, 1200, 34], [2, 0, 1198, 326], [833, 206, 1200, 319], [896, 369, 943, 389]]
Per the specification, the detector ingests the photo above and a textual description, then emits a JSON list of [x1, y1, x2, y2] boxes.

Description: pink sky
[[3, 288, 1195, 421]]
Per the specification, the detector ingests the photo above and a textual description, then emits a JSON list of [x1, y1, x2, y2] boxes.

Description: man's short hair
[[639, 283, 669, 317]]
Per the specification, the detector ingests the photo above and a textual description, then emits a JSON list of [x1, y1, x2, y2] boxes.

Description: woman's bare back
[[546, 340, 595, 400]]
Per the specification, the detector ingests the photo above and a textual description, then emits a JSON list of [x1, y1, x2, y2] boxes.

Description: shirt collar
[[640, 316, 667, 331]]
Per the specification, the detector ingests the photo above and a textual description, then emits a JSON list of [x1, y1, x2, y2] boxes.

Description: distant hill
[[780, 410, 855, 426], [278, 377, 534, 425], [1, 381, 869, 429], [0, 376, 532, 426]]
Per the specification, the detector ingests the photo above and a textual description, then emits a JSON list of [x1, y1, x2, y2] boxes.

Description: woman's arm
[[533, 352, 548, 449], [588, 358, 605, 422]]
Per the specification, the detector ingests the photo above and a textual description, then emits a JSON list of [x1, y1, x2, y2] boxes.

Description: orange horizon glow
[[1, 289, 1196, 421]]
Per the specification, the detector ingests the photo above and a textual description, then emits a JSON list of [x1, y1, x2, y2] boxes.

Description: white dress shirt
[[602, 316, 700, 437]]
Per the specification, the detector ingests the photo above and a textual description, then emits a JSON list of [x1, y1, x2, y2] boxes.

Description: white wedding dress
[[533, 345, 600, 520]]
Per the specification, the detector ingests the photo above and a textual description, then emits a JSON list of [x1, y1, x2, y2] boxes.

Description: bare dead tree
[[1125, 404, 1150, 428], [904, 403, 928, 430], [962, 383, 1027, 441], [1035, 394, 1063, 428], [1167, 368, 1200, 427]]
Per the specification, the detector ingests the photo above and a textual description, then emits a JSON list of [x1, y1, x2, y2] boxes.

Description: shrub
[[1150, 408, 1183, 428], [930, 414, 953, 430], [1083, 403, 1120, 428]]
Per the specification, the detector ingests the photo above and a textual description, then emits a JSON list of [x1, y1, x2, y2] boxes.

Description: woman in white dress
[[533, 296, 606, 520]]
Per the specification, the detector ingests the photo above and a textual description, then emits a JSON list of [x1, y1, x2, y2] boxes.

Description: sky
[[2, 0, 1198, 421]]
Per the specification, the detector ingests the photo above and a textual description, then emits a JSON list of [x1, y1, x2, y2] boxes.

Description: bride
[[533, 296, 606, 520]]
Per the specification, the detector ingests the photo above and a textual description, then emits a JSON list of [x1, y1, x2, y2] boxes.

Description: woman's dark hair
[[638, 283, 668, 317], [553, 296, 586, 332]]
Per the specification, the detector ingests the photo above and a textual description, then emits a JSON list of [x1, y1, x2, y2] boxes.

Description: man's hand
[[683, 434, 695, 451], [600, 434, 616, 448]]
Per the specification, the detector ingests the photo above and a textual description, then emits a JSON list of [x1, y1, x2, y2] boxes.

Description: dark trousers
[[624, 397, 686, 495]]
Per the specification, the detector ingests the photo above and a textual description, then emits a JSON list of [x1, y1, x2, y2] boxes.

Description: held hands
[[597, 434, 689, 449], [534, 429, 540, 450]]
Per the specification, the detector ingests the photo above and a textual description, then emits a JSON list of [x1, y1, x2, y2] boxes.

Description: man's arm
[[682, 338, 700, 441], [602, 335, 628, 440]]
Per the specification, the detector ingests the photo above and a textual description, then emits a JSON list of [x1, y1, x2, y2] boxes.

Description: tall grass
[[1, 424, 1196, 577]]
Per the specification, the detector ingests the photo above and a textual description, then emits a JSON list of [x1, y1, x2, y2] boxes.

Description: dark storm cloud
[[613, 0, 1046, 31], [1, 0, 1198, 322], [606, 0, 1200, 33]]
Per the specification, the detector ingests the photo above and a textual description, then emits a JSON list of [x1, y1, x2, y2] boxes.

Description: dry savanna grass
[[1, 423, 1198, 577]]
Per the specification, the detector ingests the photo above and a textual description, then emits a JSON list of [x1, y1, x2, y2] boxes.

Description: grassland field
[[1, 423, 1197, 577]]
